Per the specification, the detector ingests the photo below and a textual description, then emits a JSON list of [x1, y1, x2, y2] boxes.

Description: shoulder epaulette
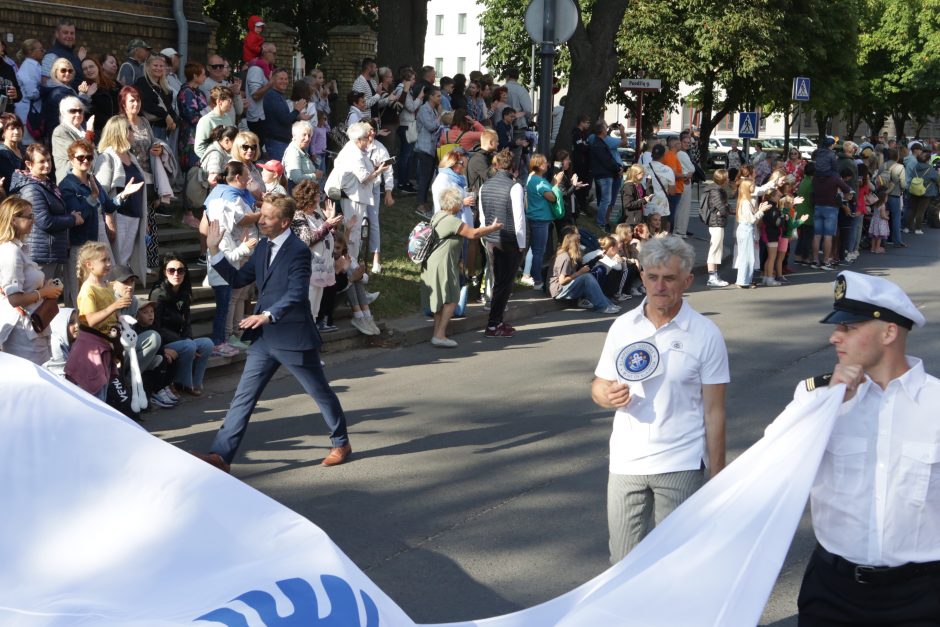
[[804, 373, 833, 392]]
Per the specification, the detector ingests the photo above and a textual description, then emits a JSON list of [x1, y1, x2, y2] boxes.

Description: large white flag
[[0, 354, 842, 626]]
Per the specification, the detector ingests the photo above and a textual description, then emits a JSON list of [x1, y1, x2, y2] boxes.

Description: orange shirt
[[662, 150, 683, 193]]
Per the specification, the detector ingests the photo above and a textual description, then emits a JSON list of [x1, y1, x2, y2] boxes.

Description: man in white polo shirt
[[592, 235, 729, 563]]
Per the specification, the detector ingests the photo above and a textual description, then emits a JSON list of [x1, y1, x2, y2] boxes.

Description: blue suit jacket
[[212, 230, 321, 351]]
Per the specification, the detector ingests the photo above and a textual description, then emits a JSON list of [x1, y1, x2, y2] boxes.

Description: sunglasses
[[240, 144, 257, 151], [209, 63, 229, 70], [60, 69, 75, 75], [166, 267, 187, 275], [16, 213, 35, 220], [67, 108, 83, 115], [72, 154, 93, 163]]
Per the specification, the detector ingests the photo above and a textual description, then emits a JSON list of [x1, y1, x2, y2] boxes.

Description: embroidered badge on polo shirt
[[616, 341, 662, 382]]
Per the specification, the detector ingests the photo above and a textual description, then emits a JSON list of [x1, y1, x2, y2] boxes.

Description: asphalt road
[[152, 228, 939, 626]]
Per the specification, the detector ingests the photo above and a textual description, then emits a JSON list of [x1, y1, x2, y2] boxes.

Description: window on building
[[682, 106, 701, 130], [435, 15, 444, 35], [758, 108, 768, 131], [719, 115, 734, 131], [457, 57, 466, 74], [435, 58, 444, 76], [458, 13, 467, 34], [660, 109, 673, 130]]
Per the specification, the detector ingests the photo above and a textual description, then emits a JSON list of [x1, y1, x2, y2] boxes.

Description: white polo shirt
[[795, 357, 940, 567], [594, 300, 730, 476]]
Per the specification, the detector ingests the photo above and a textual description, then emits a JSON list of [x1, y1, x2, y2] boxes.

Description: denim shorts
[[814, 205, 838, 237]]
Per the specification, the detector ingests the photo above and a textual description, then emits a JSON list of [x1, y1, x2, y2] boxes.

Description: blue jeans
[[845, 213, 863, 254], [211, 285, 232, 345], [556, 273, 612, 309], [594, 177, 613, 226], [735, 223, 757, 286], [165, 337, 214, 389], [887, 195, 903, 244], [265, 139, 288, 161], [529, 220, 550, 284], [396, 126, 415, 188], [415, 150, 436, 205]]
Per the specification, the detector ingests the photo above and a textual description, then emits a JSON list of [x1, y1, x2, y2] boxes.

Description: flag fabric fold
[[0, 354, 842, 626]]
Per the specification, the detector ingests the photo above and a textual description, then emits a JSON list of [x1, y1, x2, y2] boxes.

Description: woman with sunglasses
[[51, 95, 95, 184], [230, 130, 265, 202], [0, 196, 63, 364], [95, 115, 149, 280], [784, 147, 806, 187], [61, 138, 143, 302], [40, 58, 90, 144], [8, 144, 80, 288], [149, 253, 214, 396]]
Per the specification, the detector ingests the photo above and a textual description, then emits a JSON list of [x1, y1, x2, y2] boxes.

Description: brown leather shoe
[[321, 443, 352, 466], [191, 451, 231, 473]]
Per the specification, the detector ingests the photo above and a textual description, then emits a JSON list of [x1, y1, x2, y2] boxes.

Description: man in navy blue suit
[[194, 193, 351, 472]]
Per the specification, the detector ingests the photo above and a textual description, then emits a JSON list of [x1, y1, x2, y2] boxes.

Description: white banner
[[0, 354, 843, 626]]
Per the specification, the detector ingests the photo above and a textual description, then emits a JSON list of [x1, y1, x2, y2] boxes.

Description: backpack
[[407, 214, 444, 264], [873, 166, 892, 194], [699, 190, 712, 223], [437, 129, 467, 161], [909, 164, 928, 197]]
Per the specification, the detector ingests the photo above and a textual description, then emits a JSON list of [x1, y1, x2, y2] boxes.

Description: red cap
[[260, 160, 284, 176]]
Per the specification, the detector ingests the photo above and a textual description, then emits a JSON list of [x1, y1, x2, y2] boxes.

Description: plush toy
[[118, 314, 147, 413]]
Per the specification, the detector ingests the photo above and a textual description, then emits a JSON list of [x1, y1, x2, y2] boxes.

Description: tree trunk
[[863, 112, 886, 138], [843, 112, 861, 141], [891, 112, 907, 139], [783, 106, 791, 156], [554, 0, 630, 153], [377, 0, 429, 75], [815, 111, 829, 141], [697, 72, 728, 172]]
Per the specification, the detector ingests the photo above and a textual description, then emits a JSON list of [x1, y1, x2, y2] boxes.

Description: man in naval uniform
[[794, 270, 939, 625]]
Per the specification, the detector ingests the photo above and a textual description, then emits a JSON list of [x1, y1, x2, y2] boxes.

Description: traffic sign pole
[[538, 0, 555, 157]]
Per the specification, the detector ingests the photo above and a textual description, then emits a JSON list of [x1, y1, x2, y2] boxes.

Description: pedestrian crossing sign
[[792, 77, 811, 102], [738, 112, 759, 139]]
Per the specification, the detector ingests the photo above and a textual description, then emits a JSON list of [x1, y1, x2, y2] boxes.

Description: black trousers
[[798, 546, 940, 626], [487, 244, 520, 328]]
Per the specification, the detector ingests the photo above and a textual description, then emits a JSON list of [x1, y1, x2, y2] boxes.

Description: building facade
[[423, 0, 487, 78]]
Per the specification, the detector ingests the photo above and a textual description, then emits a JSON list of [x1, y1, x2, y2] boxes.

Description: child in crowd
[[45, 308, 79, 378], [835, 168, 856, 264], [614, 223, 644, 296], [701, 169, 731, 287], [260, 160, 288, 195], [868, 187, 889, 253], [773, 178, 799, 282], [760, 188, 784, 287], [132, 298, 180, 409], [846, 165, 871, 262], [311, 111, 330, 177], [317, 233, 380, 336], [67, 242, 132, 400], [242, 16, 265, 62], [646, 212, 666, 238]]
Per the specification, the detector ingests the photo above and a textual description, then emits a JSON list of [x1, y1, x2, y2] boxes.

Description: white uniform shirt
[[594, 300, 730, 476], [796, 357, 940, 567]]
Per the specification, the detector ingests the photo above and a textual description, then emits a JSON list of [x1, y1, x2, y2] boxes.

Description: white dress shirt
[[796, 357, 940, 567]]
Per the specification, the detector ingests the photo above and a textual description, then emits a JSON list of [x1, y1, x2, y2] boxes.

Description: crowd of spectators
[[1, 17, 938, 418]]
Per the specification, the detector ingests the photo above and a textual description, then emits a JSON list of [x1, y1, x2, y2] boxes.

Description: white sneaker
[[154, 388, 179, 406], [915, 229, 924, 235], [430, 336, 458, 348], [371, 262, 382, 274], [365, 316, 381, 335], [533, 281, 544, 290], [630, 287, 644, 296], [365, 291, 380, 305], [614, 293, 633, 301], [707, 277, 730, 287], [577, 298, 593, 309], [351, 316, 372, 335], [763, 277, 782, 286], [519, 275, 535, 287], [149, 394, 174, 409], [902, 227, 910, 234], [601, 305, 621, 314], [162, 386, 180, 402]]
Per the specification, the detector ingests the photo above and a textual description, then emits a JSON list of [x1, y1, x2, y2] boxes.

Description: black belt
[[815, 544, 940, 585]]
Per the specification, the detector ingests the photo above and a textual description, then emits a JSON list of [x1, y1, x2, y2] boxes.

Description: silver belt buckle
[[853, 565, 876, 584]]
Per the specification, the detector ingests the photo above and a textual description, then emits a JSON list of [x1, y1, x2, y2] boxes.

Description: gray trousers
[[607, 468, 704, 563]]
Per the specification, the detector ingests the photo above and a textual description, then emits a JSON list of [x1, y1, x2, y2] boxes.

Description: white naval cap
[[821, 270, 925, 330]]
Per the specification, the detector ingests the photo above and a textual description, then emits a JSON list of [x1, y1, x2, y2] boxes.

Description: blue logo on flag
[[616, 341, 660, 381], [195, 576, 379, 626]]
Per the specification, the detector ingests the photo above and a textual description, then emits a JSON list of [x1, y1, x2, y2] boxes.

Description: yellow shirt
[[77, 282, 118, 333]]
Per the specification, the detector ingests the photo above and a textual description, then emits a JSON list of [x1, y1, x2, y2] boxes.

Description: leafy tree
[[377, 0, 431, 75]]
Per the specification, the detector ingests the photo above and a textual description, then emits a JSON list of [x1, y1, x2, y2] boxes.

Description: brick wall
[[320, 26, 377, 106], [261, 21, 300, 79], [0, 0, 211, 66]]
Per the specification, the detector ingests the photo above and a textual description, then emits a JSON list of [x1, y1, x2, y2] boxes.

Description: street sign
[[792, 77, 811, 102], [620, 78, 662, 91], [525, 0, 579, 44], [739, 112, 759, 139]]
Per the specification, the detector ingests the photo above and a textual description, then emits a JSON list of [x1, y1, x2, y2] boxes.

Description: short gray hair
[[292, 120, 313, 137], [347, 121, 372, 141], [59, 96, 84, 121], [638, 235, 695, 274], [438, 187, 463, 213]]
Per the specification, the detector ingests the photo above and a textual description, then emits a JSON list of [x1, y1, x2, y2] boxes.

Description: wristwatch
[[263, 311, 274, 323]]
